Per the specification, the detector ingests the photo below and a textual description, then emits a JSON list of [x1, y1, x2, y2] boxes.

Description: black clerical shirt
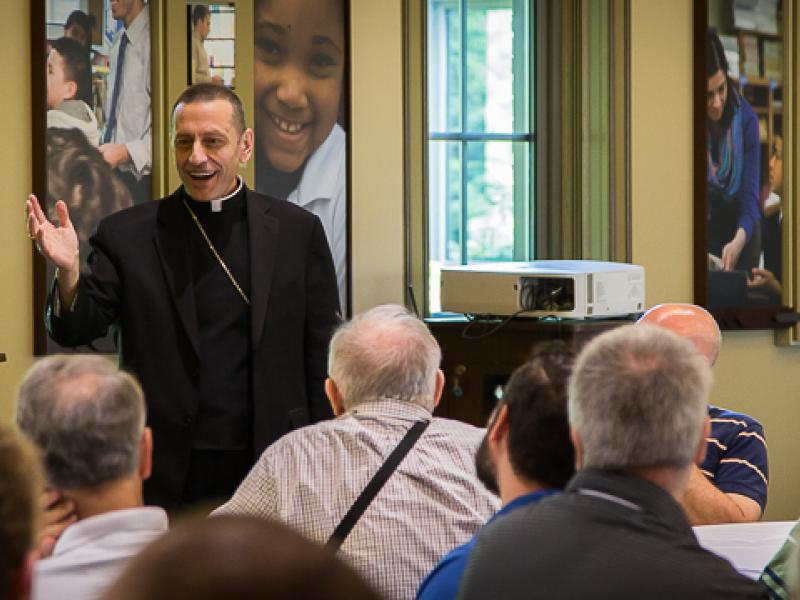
[[184, 186, 252, 451]]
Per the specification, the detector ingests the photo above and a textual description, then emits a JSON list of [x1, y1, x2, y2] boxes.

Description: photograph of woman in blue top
[[706, 29, 761, 273]]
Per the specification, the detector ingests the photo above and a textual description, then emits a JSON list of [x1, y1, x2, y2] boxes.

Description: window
[[426, 0, 533, 311], [407, 0, 630, 315], [203, 5, 236, 87]]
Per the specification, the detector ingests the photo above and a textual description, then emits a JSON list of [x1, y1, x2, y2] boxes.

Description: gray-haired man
[[458, 324, 766, 600], [16, 355, 167, 600], [215, 304, 498, 600]]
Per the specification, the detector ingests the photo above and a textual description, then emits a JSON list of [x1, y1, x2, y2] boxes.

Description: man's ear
[[64, 80, 78, 104], [239, 127, 254, 165], [325, 378, 345, 416], [432, 369, 444, 409], [570, 427, 584, 470], [139, 427, 153, 481], [488, 404, 509, 444], [694, 415, 711, 466]]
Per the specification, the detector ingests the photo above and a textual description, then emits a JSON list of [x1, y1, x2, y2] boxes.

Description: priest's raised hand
[[26, 193, 80, 307]]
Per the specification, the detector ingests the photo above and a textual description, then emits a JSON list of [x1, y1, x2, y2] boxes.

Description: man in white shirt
[[16, 355, 168, 600], [99, 0, 151, 204], [191, 5, 222, 85], [215, 304, 499, 600]]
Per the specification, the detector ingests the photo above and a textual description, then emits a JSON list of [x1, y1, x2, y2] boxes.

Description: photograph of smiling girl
[[253, 0, 348, 311]]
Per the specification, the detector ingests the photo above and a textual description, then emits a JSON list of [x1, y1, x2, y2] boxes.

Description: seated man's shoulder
[[270, 417, 345, 448], [425, 418, 491, 461], [429, 417, 486, 440], [461, 493, 764, 600], [708, 405, 765, 432]]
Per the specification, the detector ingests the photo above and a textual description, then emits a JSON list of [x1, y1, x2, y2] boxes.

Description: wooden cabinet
[[427, 317, 628, 427]]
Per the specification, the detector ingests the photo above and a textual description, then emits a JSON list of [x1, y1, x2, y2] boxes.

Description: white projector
[[440, 260, 645, 319]]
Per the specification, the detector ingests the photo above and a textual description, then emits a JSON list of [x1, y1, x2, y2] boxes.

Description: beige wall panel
[[0, 1, 35, 420], [350, 0, 406, 312]]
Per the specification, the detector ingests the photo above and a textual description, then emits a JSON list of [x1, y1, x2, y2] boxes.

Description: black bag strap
[[326, 419, 430, 551]]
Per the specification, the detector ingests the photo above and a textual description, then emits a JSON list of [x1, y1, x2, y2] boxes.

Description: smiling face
[[254, 0, 344, 173], [706, 69, 728, 123], [172, 99, 254, 201], [46, 48, 76, 109]]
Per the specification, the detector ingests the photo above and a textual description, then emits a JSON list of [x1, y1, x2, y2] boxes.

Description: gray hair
[[568, 324, 711, 470], [328, 304, 442, 410], [16, 355, 146, 489]]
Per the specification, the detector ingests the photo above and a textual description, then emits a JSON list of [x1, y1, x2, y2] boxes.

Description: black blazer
[[47, 187, 340, 508]]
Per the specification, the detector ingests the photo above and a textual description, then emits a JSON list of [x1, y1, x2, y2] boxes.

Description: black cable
[[461, 310, 529, 340]]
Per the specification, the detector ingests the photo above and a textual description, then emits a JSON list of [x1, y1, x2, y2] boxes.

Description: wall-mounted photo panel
[[253, 0, 350, 312], [187, 3, 236, 87], [34, 0, 154, 353], [696, 0, 795, 329]]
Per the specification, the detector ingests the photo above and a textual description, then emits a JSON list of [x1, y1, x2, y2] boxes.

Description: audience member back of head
[[0, 424, 42, 600], [101, 516, 382, 600], [457, 324, 767, 600]]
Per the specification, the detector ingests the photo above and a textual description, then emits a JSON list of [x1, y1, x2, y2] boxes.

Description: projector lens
[[519, 277, 575, 311]]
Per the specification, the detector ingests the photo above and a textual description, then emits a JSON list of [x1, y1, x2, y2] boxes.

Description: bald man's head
[[637, 303, 721, 366]]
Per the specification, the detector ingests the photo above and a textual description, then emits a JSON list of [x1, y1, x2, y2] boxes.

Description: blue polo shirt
[[415, 489, 559, 600], [701, 406, 768, 510]]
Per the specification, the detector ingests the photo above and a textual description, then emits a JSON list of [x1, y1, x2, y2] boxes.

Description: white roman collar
[[208, 177, 244, 212]]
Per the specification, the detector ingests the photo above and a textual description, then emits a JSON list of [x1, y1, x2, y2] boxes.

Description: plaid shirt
[[214, 399, 499, 599]]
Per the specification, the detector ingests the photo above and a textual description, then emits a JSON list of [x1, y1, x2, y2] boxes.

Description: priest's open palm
[[26, 194, 79, 271]]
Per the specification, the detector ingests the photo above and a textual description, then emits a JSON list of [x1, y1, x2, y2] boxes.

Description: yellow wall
[[0, 1, 34, 420], [350, 0, 406, 312], [2, 0, 798, 519]]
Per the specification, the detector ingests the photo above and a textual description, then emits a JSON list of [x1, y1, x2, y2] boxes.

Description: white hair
[[328, 304, 441, 410]]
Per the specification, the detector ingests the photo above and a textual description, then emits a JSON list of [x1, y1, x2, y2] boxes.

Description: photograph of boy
[[42, 2, 141, 353], [253, 0, 348, 309], [46, 36, 99, 145], [45, 33, 133, 272]]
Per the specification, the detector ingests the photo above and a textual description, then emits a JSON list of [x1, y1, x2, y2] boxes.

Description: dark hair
[[707, 29, 729, 77], [45, 127, 134, 268], [501, 341, 576, 489], [65, 10, 95, 48], [101, 516, 382, 600], [51, 36, 93, 105], [171, 83, 246, 134], [192, 5, 210, 27], [0, 424, 42, 597], [707, 29, 737, 131]]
